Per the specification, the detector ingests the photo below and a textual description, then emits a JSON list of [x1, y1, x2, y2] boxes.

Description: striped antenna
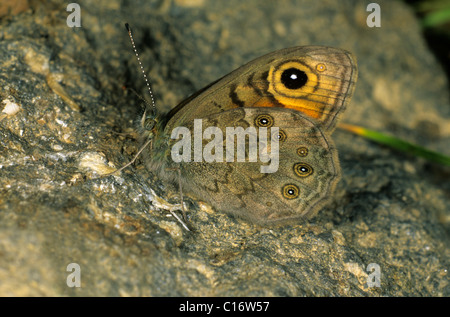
[[125, 23, 157, 116]]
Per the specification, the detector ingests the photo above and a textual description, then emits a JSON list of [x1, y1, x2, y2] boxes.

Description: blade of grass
[[338, 123, 450, 166], [415, 0, 450, 28], [422, 8, 450, 27]]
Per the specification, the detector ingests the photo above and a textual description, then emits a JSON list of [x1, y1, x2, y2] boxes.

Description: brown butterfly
[[128, 35, 357, 226]]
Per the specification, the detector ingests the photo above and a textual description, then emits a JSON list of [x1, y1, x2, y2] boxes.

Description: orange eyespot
[[316, 63, 326, 72], [293, 163, 313, 177], [255, 114, 274, 127], [272, 129, 287, 142], [297, 147, 308, 157], [282, 184, 299, 199]]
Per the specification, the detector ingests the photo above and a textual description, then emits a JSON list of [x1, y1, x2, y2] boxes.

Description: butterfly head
[[139, 106, 159, 140]]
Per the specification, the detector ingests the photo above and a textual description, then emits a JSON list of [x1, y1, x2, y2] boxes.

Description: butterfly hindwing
[[165, 108, 339, 225]]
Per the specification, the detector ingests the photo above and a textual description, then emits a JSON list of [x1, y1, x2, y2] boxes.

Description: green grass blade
[[422, 8, 450, 27], [338, 123, 450, 166]]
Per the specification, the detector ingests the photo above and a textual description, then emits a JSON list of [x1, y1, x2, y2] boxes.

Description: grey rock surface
[[0, 0, 448, 296]]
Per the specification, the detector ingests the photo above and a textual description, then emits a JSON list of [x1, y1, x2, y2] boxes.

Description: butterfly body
[[141, 46, 357, 226]]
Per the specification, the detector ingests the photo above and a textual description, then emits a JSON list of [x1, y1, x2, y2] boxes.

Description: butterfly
[[124, 26, 357, 226]]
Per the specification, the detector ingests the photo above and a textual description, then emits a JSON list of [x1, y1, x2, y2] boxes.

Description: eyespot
[[293, 163, 313, 177], [316, 63, 326, 72], [280, 68, 308, 90], [282, 184, 299, 199], [268, 61, 318, 104], [272, 129, 287, 142], [255, 114, 274, 127], [297, 147, 308, 157]]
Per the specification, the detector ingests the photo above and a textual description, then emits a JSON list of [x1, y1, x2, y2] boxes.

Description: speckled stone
[[0, 0, 448, 296]]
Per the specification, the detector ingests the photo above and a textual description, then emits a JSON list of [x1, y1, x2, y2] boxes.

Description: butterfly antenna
[[98, 24, 156, 179], [125, 23, 157, 117]]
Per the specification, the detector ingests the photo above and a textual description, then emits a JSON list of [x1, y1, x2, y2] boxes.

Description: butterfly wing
[[165, 107, 340, 226], [165, 46, 357, 134]]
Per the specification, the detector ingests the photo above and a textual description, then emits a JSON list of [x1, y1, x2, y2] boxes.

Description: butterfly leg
[[101, 138, 153, 177], [177, 166, 188, 223]]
